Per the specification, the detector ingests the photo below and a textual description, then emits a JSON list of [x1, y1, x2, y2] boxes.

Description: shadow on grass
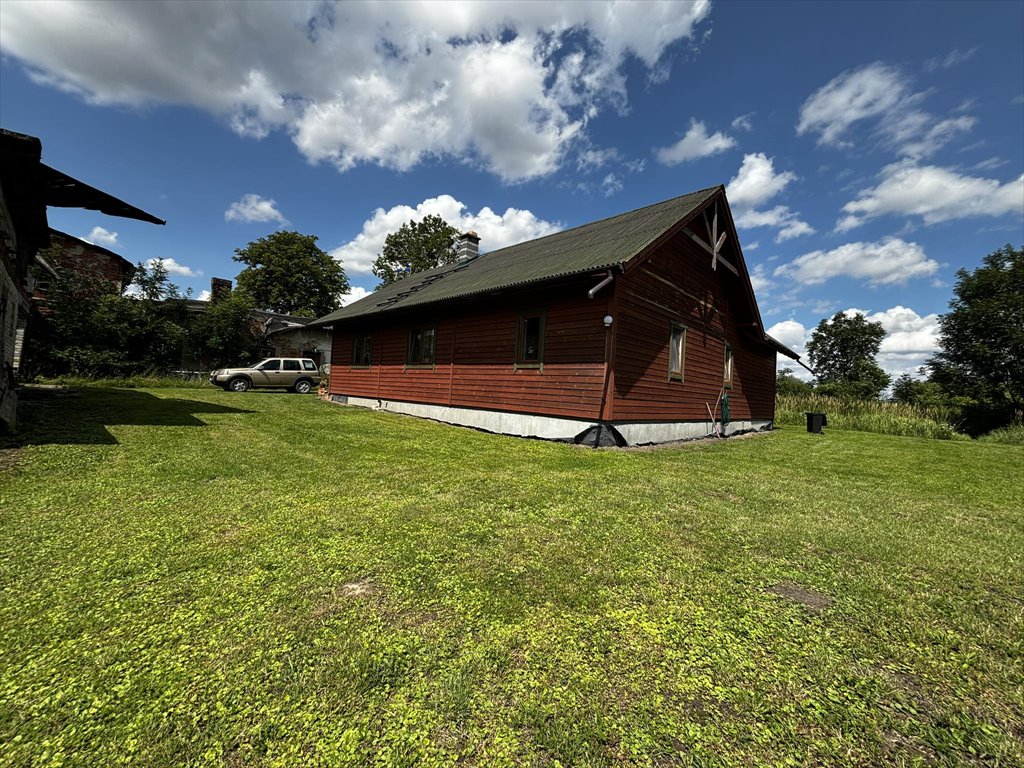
[[4, 388, 255, 447]]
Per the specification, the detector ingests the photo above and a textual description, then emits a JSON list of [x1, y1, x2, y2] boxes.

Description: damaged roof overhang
[[40, 164, 165, 225]]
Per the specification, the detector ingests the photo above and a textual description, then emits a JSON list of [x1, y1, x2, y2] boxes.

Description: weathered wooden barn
[[313, 186, 800, 445]]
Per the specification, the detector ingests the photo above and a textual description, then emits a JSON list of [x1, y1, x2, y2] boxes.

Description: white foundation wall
[[614, 419, 772, 445], [341, 395, 597, 441], [332, 394, 772, 446]]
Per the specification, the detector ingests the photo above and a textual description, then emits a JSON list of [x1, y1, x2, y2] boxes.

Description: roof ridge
[[481, 184, 723, 258]]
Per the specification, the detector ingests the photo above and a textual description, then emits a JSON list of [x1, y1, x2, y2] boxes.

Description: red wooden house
[[313, 186, 800, 445]]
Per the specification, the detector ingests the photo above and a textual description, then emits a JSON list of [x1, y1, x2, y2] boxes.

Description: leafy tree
[[806, 311, 890, 399], [24, 260, 189, 377], [234, 231, 348, 317], [131, 258, 183, 301], [776, 367, 814, 396], [928, 244, 1023, 432], [371, 215, 460, 287], [891, 373, 924, 405], [188, 290, 260, 369]]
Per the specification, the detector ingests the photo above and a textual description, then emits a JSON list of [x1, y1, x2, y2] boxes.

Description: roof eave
[[40, 164, 165, 225]]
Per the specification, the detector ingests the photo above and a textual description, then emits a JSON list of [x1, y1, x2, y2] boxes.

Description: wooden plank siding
[[329, 277, 611, 421], [610, 230, 777, 423]]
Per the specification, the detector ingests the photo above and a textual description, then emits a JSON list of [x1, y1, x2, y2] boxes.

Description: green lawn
[[1, 388, 1022, 767]]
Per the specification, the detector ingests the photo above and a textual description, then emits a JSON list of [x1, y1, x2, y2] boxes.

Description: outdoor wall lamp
[[603, 315, 613, 327]]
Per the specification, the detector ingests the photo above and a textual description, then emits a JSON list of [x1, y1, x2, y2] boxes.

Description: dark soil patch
[[766, 583, 833, 612]]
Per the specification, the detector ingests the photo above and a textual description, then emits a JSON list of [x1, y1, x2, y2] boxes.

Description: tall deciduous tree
[[371, 215, 460, 287], [234, 231, 348, 317], [806, 311, 890, 399], [928, 244, 1023, 431]]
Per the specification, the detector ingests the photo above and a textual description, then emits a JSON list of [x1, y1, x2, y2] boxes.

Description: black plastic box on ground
[[805, 412, 827, 433]]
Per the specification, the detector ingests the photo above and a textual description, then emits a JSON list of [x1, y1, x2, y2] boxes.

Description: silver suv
[[210, 358, 321, 393]]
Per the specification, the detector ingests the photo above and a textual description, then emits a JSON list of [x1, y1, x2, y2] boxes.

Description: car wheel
[[293, 379, 312, 394], [228, 377, 251, 392]]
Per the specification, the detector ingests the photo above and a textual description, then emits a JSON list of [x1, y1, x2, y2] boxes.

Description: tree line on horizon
[[778, 244, 1022, 437]]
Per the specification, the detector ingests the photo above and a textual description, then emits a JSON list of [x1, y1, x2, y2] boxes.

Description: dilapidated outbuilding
[[0, 128, 163, 428]]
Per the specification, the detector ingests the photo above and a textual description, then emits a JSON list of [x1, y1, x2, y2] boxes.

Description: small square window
[[516, 313, 545, 367], [283, 359, 300, 371], [406, 327, 436, 365], [724, 344, 734, 388], [352, 335, 372, 366], [669, 323, 687, 381]]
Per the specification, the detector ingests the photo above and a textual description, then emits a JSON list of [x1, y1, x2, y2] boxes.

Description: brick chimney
[[210, 277, 232, 303], [456, 231, 480, 261]]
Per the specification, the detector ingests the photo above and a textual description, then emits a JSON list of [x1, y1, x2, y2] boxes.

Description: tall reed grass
[[776, 394, 966, 440]]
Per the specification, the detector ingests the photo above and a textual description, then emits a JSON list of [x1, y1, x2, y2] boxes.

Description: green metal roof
[[313, 185, 722, 326]]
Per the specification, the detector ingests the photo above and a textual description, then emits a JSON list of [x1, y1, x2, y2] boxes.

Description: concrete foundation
[[330, 394, 772, 446]]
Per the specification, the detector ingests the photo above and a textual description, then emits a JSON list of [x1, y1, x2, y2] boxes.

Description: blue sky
[[2, 0, 1022, 378]]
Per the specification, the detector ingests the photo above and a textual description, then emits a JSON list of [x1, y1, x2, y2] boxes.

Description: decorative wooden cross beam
[[682, 201, 738, 276]]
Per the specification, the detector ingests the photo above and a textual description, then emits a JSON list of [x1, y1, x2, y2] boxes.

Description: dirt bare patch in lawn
[[766, 582, 834, 612], [312, 579, 382, 619]]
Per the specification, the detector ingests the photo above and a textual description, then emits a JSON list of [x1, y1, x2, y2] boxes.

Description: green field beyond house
[[1, 389, 1022, 767]]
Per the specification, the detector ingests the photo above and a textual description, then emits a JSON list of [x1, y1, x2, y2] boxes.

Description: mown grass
[[1, 388, 1022, 767], [776, 393, 966, 440]]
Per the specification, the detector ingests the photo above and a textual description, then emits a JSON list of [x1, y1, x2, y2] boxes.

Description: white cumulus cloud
[[81, 225, 119, 247], [330, 194, 562, 276], [225, 194, 287, 224], [838, 162, 1024, 231], [774, 237, 938, 287], [727, 153, 814, 243], [845, 306, 941, 379], [766, 319, 811, 377], [147, 257, 201, 278], [340, 286, 371, 307], [654, 119, 736, 165], [197, 289, 212, 301], [0, 1, 712, 182]]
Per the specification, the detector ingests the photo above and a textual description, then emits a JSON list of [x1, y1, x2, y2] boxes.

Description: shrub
[[977, 424, 1024, 445]]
